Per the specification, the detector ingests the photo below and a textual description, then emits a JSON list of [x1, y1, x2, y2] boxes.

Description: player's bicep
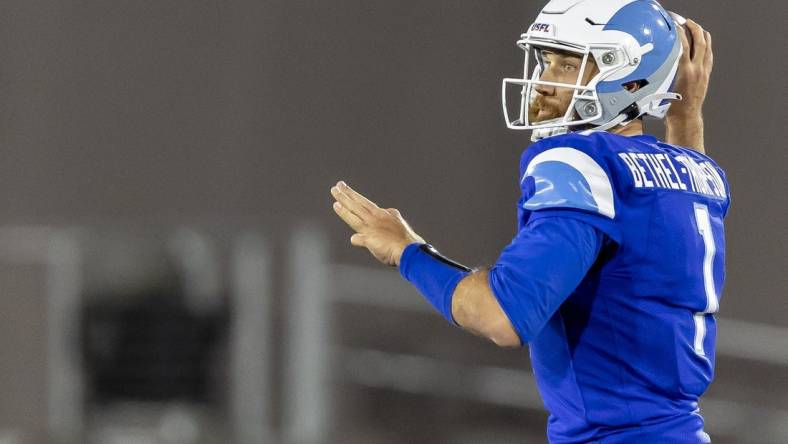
[[488, 216, 604, 343]]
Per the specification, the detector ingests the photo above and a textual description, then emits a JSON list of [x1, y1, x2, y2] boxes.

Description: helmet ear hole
[[624, 79, 649, 93]]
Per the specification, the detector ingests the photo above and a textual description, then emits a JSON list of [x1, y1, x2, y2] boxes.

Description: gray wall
[[0, 0, 785, 384]]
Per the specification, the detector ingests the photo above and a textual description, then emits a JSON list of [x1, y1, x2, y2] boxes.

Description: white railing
[[0, 227, 84, 443], [230, 233, 275, 444]]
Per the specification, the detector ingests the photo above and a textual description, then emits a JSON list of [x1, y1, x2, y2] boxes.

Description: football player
[[330, 1, 725, 442]]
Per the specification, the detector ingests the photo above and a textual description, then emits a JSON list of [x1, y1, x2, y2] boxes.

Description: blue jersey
[[488, 132, 730, 443]]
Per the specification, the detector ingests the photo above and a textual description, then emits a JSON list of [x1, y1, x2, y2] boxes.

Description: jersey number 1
[[693, 203, 719, 356]]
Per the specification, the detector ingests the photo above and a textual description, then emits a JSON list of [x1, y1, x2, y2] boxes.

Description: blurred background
[[0, 1, 785, 443]]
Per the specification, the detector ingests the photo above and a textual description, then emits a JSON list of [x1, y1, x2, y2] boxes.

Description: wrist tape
[[398, 243, 472, 324]]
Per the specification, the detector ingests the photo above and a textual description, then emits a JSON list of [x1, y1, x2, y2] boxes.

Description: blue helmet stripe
[[598, 1, 676, 94]]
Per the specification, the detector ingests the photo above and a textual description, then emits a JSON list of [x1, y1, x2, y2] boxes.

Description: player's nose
[[534, 82, 555, 96], [535, 69, 556, 96]]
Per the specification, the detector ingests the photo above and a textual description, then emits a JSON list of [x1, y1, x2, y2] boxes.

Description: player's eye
[[563, 63, 578, 72]]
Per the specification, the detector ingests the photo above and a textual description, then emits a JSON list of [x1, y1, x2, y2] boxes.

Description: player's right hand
[[667, 18, 713, 121]]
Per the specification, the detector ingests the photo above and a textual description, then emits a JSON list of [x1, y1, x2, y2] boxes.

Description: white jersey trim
[[522, 147, 616, 218]]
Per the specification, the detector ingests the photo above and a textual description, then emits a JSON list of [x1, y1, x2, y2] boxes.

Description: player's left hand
[[330, 181, 425, 267]]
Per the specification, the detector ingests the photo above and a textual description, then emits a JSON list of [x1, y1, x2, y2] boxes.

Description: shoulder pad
[[521, 141, 616, 219]]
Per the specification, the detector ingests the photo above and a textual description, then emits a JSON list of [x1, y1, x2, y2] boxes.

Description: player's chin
[[532, 110, 561, 123]]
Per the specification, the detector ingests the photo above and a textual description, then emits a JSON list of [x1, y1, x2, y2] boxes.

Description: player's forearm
[[666, 114, 705, 154], [451, 270, 521, 348]]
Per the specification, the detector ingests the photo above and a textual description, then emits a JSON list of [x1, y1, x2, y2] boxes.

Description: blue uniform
[[488, 132, 730, 443]]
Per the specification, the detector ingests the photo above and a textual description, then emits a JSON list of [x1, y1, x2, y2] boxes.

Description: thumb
[[350, 233, 367, 247]]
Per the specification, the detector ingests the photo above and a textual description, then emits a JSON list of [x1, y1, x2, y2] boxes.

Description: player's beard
[[529, 93, 570, 123]]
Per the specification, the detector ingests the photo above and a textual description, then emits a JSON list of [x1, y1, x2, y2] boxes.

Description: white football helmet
[[502, 0, 684, 139]]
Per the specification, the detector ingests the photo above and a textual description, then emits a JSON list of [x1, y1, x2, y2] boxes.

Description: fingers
[[677, 23, 690, 63], [350, 233, 366, 247], [337, 181, 381, 214], [331, 183, 373, 223], [704, 30, 713, 71], [330, 181, 381, 218], [330, 181, 386, 233], [685, 19, 707, 62], [333, 201, 365, 232]]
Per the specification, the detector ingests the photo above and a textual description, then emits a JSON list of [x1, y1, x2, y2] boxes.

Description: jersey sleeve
[[488, 215, 604, 343], [519, 134, 623, 243]]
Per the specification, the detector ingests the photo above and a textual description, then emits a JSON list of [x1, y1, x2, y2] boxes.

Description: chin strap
[[580, 113, 629, 135], [529, 118, 570, 141]]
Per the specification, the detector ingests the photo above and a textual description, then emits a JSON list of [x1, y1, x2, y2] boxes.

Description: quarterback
[[330, 0, 726, 443]]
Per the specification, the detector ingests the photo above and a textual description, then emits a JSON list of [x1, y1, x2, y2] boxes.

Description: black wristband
[[419, 244, 472, 272]]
